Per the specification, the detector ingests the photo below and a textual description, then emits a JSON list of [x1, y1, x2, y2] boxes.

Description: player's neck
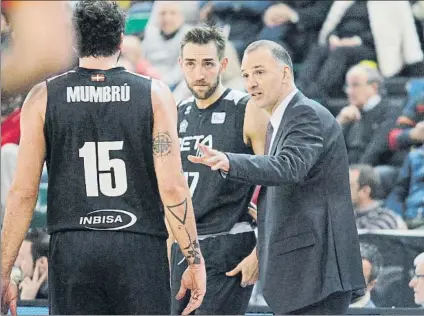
[[79, 56, 120, 70], [195, 84, 227, 109]]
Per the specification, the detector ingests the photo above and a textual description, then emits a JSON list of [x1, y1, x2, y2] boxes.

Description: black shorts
[[170, 231, 256, 315], [49, 231, 170, 315]]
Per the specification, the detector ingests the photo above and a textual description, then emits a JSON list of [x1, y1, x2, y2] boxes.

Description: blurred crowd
[[1, 0, 424, 309]]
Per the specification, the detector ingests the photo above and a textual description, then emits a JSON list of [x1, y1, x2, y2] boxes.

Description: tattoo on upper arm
[[153, 132, 172, 157]]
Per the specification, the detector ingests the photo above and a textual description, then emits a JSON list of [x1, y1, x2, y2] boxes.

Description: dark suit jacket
[[225, 91, 365, 314]]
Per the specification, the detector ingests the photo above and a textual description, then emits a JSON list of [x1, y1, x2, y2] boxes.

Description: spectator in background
[[13, 229, 49, 300], [336, 64, 406, 168], [1, 93, 23, 147], [259, 1, 332, 64], [409, 252, 424, 307], [349, 164, 407, 230], [388, 95, 424, 151], [199, 1, 272, 58], [297, 1, 423, 100], [142, 1, 192, 90], [1, 144, 18, 226], [386, 145, 424, 229], [350, 243, 383, 308], [121, 35, 161, 79]]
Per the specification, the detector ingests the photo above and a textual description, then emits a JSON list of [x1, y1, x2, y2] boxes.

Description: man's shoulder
[[221, 89, 250, 107]]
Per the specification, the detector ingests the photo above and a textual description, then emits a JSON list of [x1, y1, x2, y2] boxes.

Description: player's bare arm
[[243, 98, 270, 155], [225, 98, 269, 287], [151, 79, 206, 315], [1, 82, 47, 314]]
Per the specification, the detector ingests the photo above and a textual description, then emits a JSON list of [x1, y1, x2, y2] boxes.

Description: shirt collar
[[270, 88, 298, 130], [362, 94, 382, 112]]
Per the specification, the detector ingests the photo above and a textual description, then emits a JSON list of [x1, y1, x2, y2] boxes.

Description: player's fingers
[[225, 264, 241, 277], [182, 293, 204, 315], [38, 269, 48, 286], [176, 283, 188, 300], [33, 261, 41, 281], [9, 297, 17, 316]]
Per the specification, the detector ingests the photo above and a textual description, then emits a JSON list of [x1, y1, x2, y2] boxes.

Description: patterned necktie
[[264, 122, 274, 155]]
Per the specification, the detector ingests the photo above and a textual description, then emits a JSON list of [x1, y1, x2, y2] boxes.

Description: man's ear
[[220, 57, 229, 73]]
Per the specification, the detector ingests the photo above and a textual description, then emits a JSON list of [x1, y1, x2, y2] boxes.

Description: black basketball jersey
[[178, 88, 255, 235], [44, 66, 166, 237]]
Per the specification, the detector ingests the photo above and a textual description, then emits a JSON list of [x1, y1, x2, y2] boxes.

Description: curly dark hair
[[73, 1, 125, 58]]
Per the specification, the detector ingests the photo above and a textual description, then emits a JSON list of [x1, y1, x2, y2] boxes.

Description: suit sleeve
[[225, 105, 324, 186]]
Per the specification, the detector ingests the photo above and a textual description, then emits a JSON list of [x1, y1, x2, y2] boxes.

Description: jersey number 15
[[79, 141, 128, 197]]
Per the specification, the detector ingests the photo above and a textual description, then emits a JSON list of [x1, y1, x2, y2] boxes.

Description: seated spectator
[[199, 1, 272, 58], [259, 1, 332, 63], [13, 229, 49, 300], [336, 64, 406, 168], [297, 1, 423, 100], [142, 1, 192, 90], [350, 243, 383, 308], [349, 164, 407, 230], [386, 145, 424, 229], [409, 252, 424, 307], [121, 35, 161, 79], [388, 95, 424, 151]]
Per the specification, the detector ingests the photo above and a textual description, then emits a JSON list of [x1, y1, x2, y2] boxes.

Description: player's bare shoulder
[[21, 81, 48, 122], [151, 79, 176, 113]]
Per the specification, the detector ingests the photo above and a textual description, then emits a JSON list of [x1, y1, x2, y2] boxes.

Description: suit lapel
[[269, 91, 304, 156]]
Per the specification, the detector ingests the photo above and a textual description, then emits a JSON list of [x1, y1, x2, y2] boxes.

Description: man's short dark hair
[[350, 164, 380, 199], [73, 1, 125, 58], [360, 243, 383, 283], [180, 25, 226, 60], [244, 40, 293, 74]]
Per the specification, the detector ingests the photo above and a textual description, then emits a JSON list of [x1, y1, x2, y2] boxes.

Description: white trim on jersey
[[178, 96, 195, 108], [123, 70, 151, 81], [46, 70, 76, 82], [223, 89, 248, 105]]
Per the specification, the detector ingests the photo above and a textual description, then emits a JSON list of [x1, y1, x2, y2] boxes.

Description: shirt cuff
[[219, 169, 228, 178]]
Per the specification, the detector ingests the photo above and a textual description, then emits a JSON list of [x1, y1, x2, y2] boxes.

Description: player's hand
[[19, 259, 48, 300], [176, 262, 207, 315], [226, 249, 259, 287], [188, 143, 230, 172], [1, 278, 18, 315]]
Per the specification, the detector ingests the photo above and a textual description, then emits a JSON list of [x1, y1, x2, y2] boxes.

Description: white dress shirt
[[268, 88, 298, 153]]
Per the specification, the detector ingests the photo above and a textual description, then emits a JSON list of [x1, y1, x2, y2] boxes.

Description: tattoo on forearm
[[166, 198, 201, 264], [166, 198, 188, 225], [153, 131, 172, 157], [183, 228, 201, 264]]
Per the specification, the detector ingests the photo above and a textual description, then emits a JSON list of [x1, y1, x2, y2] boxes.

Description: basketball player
[[169, 25, 269, 315], [1, 2, 206, 315], [1, 1, 74, 94]]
